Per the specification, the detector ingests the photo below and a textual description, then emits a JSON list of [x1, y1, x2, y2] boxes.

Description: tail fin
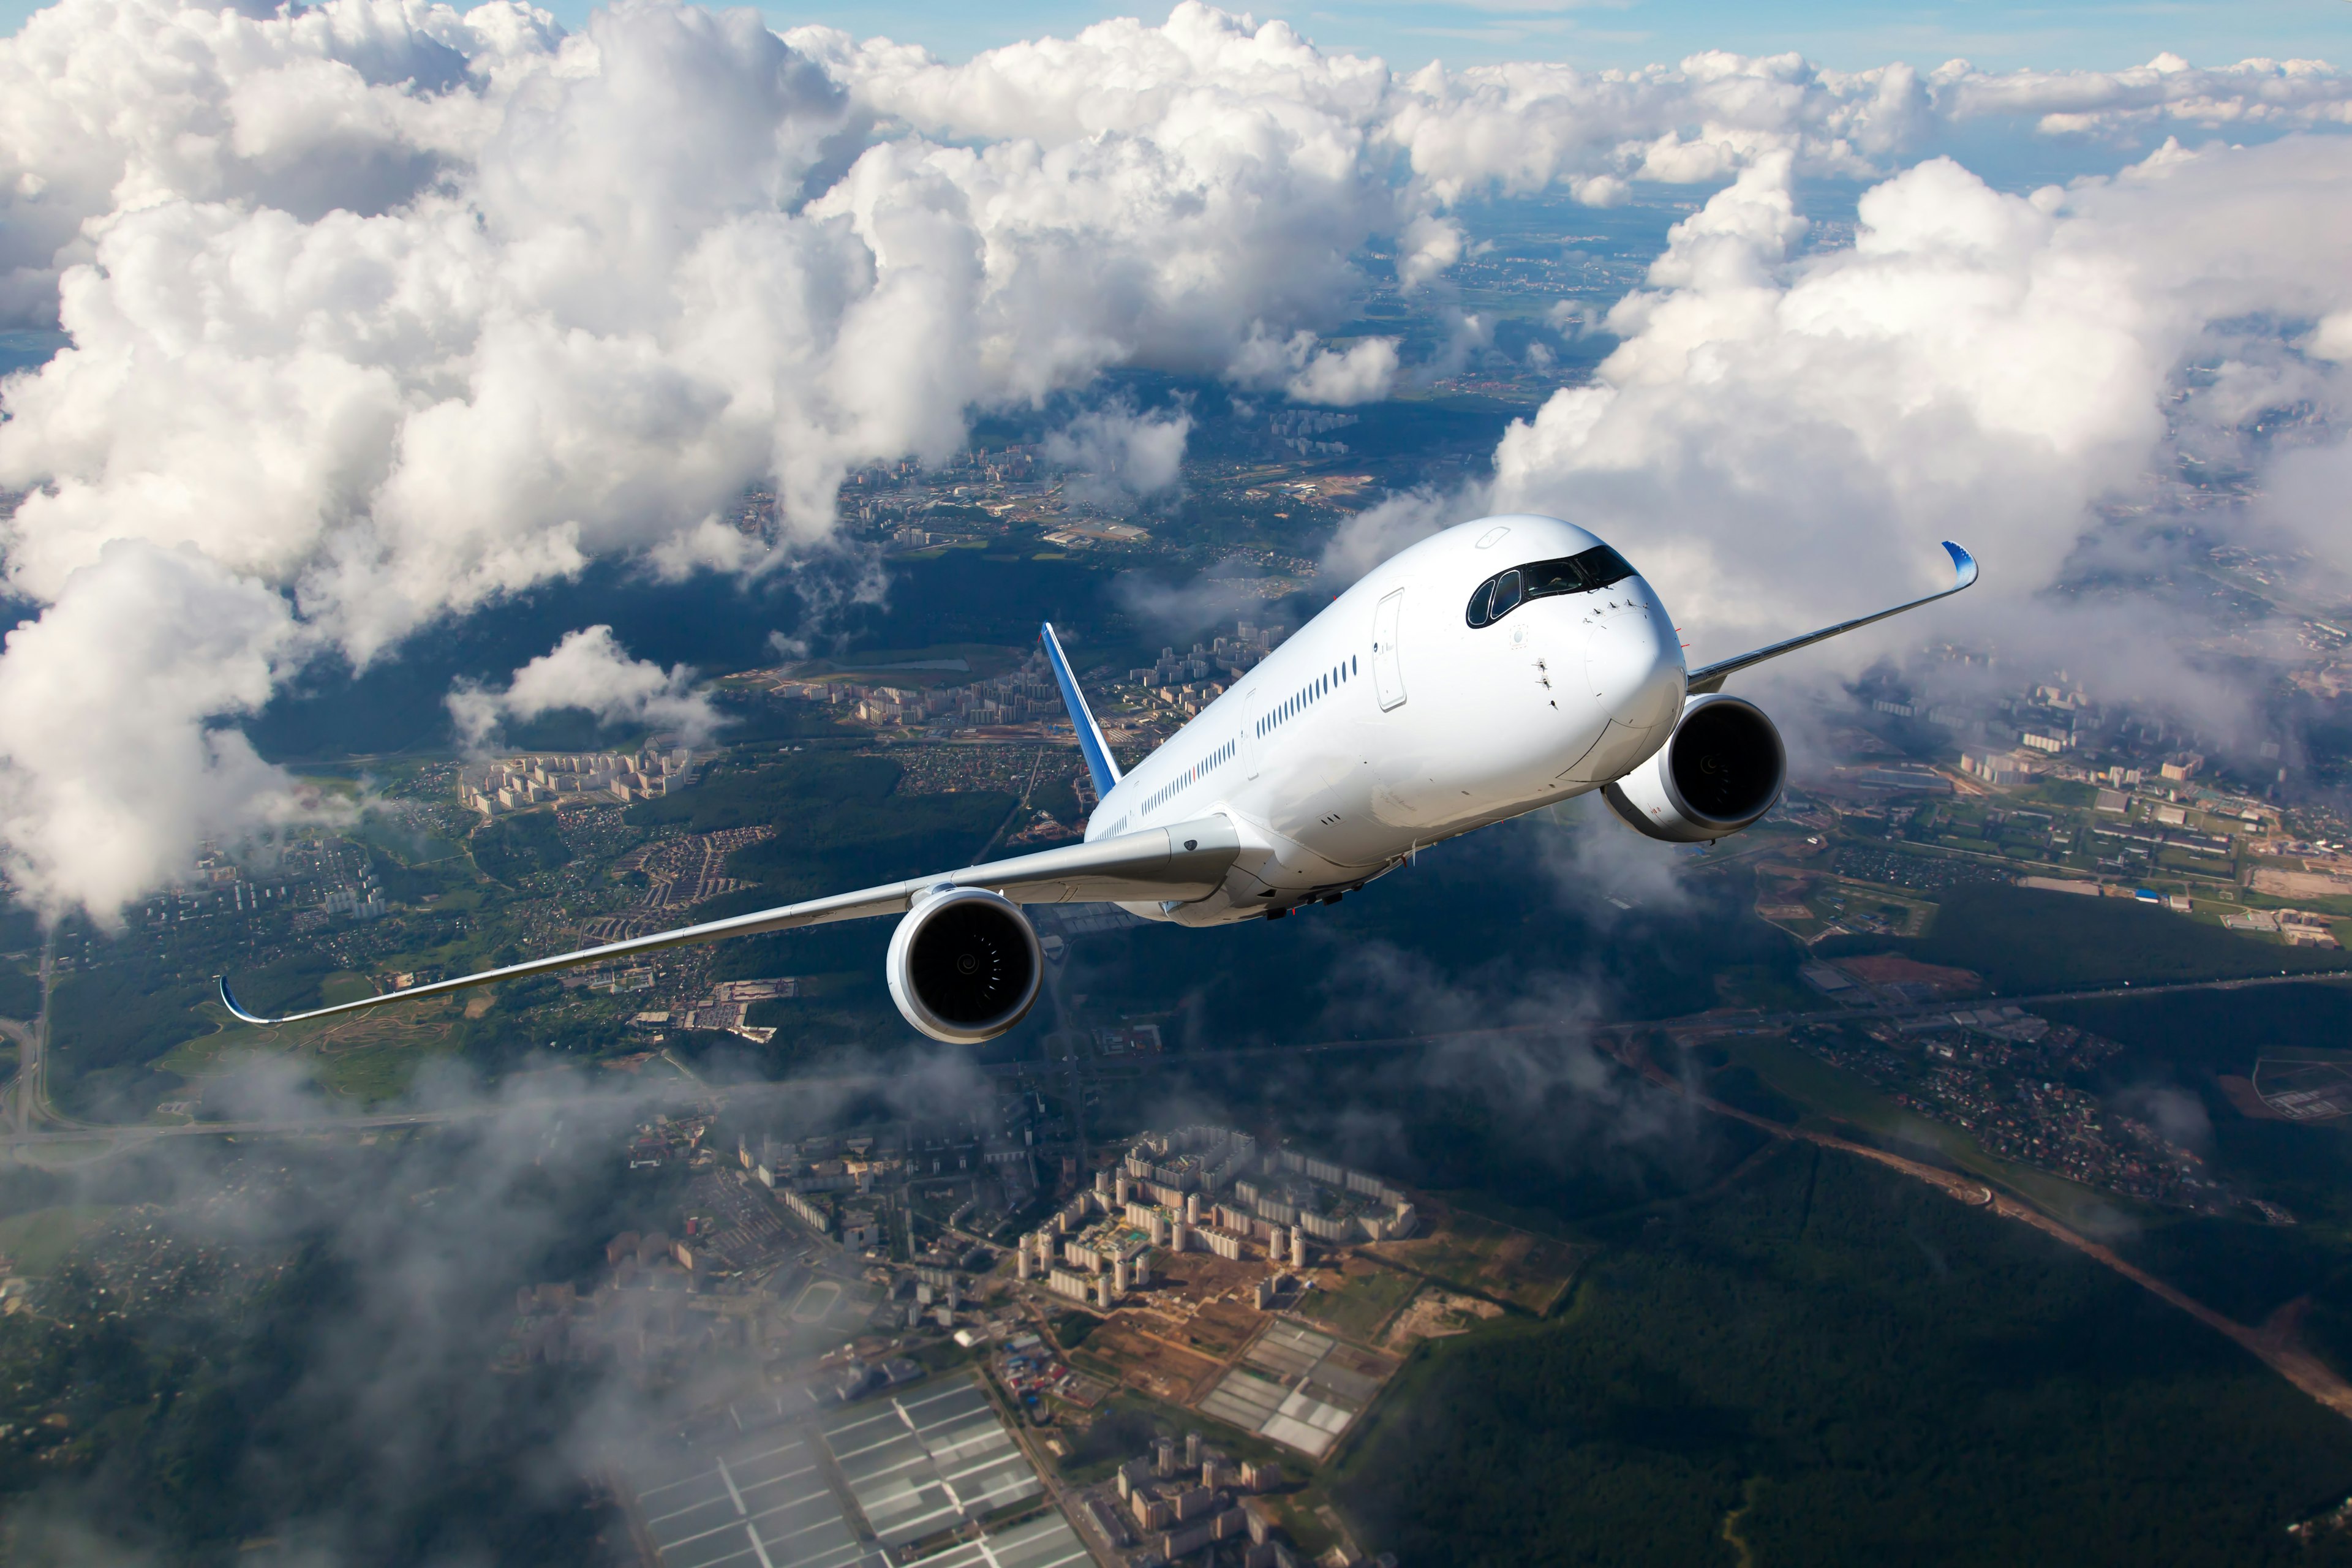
[[1040, 622, 1121, 800]]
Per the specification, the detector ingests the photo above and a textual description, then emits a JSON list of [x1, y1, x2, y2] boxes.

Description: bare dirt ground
[[1382, 1286, 1504, 1351], [1077, 1318, 1227, 1406], [1362, 1205, 1585, 1314]]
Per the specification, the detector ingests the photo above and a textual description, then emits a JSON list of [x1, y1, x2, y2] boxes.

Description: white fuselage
[[1088, 514, 1687, 925]]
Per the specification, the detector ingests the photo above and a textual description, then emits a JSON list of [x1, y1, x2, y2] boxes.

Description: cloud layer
[[0, 0, 2346, 915]]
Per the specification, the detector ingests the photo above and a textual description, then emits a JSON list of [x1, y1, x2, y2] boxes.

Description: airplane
[[221, 513, 1975, 1044]]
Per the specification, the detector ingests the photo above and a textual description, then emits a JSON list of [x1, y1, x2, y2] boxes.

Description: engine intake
[[886, 888, 1044, 1044], [1601, 694, 1785, 843]]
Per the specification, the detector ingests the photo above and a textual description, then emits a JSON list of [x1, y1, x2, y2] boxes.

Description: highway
[[0, 932, 61, 1138], [0, 963, 2342, 1156]]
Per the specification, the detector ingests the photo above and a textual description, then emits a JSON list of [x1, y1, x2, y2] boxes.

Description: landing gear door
[[1372, 589, 1408, 711]]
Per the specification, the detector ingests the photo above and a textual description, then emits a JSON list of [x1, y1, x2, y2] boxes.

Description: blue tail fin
[[1040, 622, 1120, 801]]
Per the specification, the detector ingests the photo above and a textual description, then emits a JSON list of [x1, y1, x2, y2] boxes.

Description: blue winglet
[[1942, 540, 1978, 590], [1040, 622, 1121, 801], [216, 974, 271, 1026]]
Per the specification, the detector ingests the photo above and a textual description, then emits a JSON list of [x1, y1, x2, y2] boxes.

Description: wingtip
[[1941, 540, 1979, 589], [216, 975, 270, 1027]]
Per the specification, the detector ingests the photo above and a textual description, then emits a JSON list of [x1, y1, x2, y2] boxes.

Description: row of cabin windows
[[1143, 737, 1237, 816], [1139, 651, 1362, 818], [1257, 655, 1359, 739]]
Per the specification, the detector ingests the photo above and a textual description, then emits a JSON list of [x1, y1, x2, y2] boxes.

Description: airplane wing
[[218, 816, 1238, 1027], [1685, 541, 1977, 695]]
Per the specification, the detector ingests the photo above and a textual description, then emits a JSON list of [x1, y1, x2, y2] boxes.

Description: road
[[1, 931, 58, 1136], [1600, 1036, 2352, 1425], [1, 964, 2345, 1156]]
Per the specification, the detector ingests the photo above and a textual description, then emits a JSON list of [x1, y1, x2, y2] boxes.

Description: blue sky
[[2, 0, 2345, 71], [680, 0, 2338, 73]]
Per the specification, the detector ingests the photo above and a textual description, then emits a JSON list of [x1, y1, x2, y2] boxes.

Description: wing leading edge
[[219, 816, 1239, 1028], [1686, 541, 1977, 695]]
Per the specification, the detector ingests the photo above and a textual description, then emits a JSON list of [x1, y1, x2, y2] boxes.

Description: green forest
[[1820, 883, 2351, 993], [1336, 1140, 2352, 1566]]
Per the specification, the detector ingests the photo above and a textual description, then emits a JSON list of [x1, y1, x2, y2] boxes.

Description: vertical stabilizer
[[1040, 622, 1121, 800]]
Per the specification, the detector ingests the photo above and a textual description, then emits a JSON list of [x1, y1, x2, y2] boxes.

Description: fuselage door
[[1372, 589, 1408, 711]]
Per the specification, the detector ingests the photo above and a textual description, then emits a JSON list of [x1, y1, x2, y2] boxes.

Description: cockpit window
[[1465, 579, 1495, 628], [1464, 544, 1636, 627], [1490, 569, 1523, 618]]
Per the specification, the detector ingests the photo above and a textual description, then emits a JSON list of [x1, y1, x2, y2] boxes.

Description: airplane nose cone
[[1555, 587, 1686, 785], [1583, 590, 1684, 733]]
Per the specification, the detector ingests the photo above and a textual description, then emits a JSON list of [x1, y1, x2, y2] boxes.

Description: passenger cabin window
[[1464, 544, 1635, 627]]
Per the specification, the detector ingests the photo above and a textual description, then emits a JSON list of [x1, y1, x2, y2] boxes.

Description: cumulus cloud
[[1112, 559, 1300, 641], [0, 542, 323, 921], [1464, 138, 2352, 687], [0, 0, 2345, 919], [1229, 324, 1403, 405], [1319, 484, 1472, 581], [1043, 402, 1192, 509], [447, 625, 724, 750]]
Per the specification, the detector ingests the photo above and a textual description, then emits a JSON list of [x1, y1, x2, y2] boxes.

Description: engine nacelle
[[886, 888, 1044, 1045], [1601, 694, 1786, 843]]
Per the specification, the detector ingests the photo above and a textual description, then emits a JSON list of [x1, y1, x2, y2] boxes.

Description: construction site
[[1003, 1129, 1582, 1468]]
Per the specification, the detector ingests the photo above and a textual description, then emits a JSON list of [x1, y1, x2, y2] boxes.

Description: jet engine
[[1600, 694, 1785, 843], [886, 888, 1044, 1044]]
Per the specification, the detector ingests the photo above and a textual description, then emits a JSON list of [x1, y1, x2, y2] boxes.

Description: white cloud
[[1932, 53, 2352, 141], [2310, 311, 2352, 363], [447, 625, 723, 750], [1471, 138, 2352, 678], [0, 542, 321, 922], [0, 0, 2345, 917], [1042, 402, 1193, 508], [1229, 323, 1401, 404]]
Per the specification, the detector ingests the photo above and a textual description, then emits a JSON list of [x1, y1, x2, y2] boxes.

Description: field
[[1904, 884, 2351, 991], [0, 1206, 118, 1273], [1294, 1256, 1424, 1343], [1361, 1207, 1589, 1316], [164, 990, 465, 1104]]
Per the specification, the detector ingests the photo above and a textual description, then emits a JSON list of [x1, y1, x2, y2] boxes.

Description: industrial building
[[821, 1374, 1048, 1549]]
